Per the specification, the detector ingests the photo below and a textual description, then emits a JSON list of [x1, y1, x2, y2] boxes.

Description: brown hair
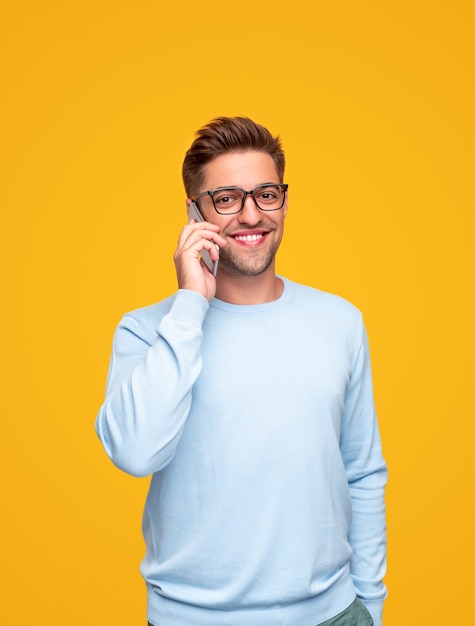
[[182, 116, 285, 198]]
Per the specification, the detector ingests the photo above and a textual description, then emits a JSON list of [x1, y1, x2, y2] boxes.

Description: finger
[[178, 221, 215, 246], [175, 233, 219, 266], [187, 236, 220, 259], [178, 224, 226, 250]]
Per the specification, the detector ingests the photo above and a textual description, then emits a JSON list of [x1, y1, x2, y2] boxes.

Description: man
[[95, 117, 387, 626]]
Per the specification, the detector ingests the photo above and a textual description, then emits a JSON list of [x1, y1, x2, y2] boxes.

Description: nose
[[237, 193, 261, 224]]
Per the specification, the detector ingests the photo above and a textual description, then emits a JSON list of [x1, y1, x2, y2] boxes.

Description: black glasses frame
[[192, 183, 288, 215]]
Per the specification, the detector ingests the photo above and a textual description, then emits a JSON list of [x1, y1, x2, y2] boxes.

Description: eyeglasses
[[192, 183, 288, 215]]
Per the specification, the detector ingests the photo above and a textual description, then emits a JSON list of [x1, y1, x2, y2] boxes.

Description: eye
[[256, 185, 280, 203], [260, 191, 276, 200], [216, 195, 233, 205], [213, 189, 241, 206]]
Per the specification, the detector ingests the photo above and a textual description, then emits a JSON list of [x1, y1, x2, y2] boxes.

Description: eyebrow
[[211, 182, 280, 190]]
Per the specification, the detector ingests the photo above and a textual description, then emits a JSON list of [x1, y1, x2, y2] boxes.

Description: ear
[[185, 198, 192, 215]]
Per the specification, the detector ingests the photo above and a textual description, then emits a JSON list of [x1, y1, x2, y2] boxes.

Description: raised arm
[[95, 211, 227, 476], [95, 290, 209, 477]]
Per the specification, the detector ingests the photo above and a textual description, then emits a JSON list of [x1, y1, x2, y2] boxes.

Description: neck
[[215, 267, 284, 305]]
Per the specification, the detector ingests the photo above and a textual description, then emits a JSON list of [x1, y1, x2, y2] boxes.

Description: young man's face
[[197, 150, 288, 277]]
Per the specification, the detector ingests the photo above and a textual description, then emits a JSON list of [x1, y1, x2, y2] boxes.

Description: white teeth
[[235, 234, 263, 242]]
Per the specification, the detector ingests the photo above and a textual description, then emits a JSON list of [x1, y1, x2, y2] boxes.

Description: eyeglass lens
[[212, 185, 285, 214]]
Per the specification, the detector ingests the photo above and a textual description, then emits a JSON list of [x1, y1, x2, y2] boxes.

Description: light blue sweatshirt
[[95, 278, 387, 625]]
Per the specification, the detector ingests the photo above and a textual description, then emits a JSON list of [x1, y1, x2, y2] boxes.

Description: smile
[[233, 233, 264, 242]]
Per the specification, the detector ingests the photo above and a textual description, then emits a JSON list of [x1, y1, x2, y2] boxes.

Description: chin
[[218, 250, 276, 277]]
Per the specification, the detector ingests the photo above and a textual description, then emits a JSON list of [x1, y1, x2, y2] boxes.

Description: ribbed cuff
[[363, 599, 384, 626]]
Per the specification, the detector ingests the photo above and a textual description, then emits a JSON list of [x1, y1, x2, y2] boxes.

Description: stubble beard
[[218, 230, 281, 277]]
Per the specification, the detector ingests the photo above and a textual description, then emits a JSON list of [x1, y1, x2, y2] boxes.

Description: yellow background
[[1, 1, 473, 624]]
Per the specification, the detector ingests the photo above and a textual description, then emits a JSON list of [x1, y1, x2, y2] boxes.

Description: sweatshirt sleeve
[[95, 290, 209, 477], [340, 322, 388, 626]]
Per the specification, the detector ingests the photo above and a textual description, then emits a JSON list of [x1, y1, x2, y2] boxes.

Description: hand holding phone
[[188, 202, 220, 276]]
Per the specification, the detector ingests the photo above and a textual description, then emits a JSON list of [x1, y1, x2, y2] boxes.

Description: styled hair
[[182, 116, 285, 198]]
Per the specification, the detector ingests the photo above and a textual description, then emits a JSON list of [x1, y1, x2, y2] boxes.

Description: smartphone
[[188, 202, 219, 276]]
